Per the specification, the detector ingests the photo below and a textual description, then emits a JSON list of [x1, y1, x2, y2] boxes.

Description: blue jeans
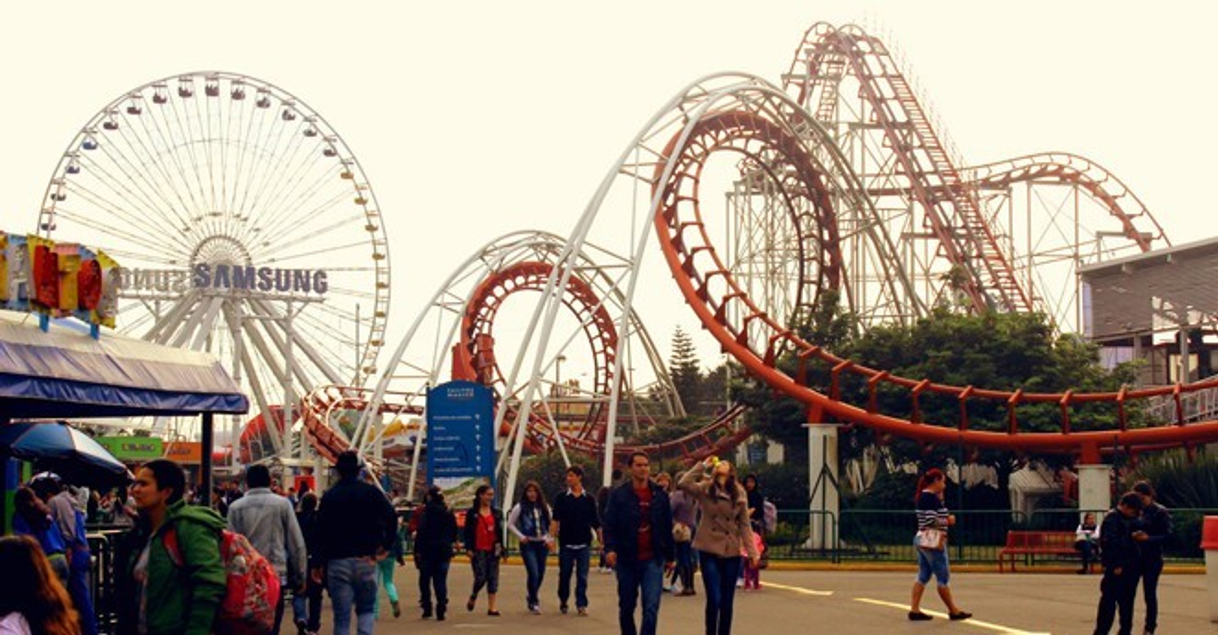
[[615, 558, 663, 635], [558, 546, 591, 609], [326, 558, 378, 635], [915, 543, 950, 586], [699, 552, 742, 635], [292, 576, 324, 632], [520, 542, 548, 607]]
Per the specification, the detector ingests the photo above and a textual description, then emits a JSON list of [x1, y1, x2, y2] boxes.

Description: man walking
[[551, 465, 603, 616], [314, 451, 399, 635], [1094, 492, 1144, 635], [227, 464, 308, 635], [1132, 481, 1172, 635], [603, 452, 675, 635]]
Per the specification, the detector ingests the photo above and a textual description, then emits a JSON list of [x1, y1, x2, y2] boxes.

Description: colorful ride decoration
[[0, 232, 119, 329]]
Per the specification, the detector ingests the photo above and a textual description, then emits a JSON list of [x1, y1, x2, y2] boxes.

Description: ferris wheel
[[37, 71, 391, 455]]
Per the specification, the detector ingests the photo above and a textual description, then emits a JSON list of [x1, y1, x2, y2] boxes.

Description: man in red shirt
[[603, 452, 675, 635]]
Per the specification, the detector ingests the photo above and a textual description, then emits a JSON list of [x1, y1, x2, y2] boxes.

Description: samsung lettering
[[190, 264, 329, 295]]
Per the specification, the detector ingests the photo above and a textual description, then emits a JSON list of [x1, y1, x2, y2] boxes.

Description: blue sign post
[[425, 381, 495, 510]]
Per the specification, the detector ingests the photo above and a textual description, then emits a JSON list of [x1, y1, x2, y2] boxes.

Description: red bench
[[997, 531, 1087, 572]]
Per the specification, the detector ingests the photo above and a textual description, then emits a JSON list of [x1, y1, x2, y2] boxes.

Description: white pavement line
[[853, 598, 1051, 635], [761, 581, 834, 596]]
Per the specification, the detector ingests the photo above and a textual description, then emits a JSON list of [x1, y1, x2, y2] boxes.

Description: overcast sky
[[2, 1, 1214, 374]]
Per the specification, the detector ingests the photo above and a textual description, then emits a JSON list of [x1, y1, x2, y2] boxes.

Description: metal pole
[[200, 412, 214, 504], [283, 301, 294, 463]]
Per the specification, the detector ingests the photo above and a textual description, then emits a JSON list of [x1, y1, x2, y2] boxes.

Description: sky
[[1, 1, 1216, 378]]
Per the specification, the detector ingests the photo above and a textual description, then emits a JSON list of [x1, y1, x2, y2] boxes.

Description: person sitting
[[1074, 512, 1100, 574], [0, 535, 81, 635]]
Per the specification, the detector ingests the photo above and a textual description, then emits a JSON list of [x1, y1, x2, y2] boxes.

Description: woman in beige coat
[[679, 458, 759, 635]]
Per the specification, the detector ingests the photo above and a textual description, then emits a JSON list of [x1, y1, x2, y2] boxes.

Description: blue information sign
[[426, 381, 495, 496]]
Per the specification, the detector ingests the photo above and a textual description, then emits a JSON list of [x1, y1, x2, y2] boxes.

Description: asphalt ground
[[325, 561, 1217, 635]]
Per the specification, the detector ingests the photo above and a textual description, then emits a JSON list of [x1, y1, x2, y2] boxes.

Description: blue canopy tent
[[0, 310, 248, 530]]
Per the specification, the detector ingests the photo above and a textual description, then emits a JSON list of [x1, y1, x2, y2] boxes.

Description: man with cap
[[313, 451, 398, 635]]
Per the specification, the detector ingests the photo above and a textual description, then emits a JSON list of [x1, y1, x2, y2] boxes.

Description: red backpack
[[163, 525, 282, 635]]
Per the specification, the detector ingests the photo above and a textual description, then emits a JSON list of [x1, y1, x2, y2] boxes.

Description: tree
[[844, 308, 1136, 495], [733, 291, 858, 462], [513, 451, 600, 502], [735, 296, 1137, 503], [669, 326, 704, 415]]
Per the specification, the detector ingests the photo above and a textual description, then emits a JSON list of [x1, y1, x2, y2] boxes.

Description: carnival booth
[[0, 308, 248, 528]]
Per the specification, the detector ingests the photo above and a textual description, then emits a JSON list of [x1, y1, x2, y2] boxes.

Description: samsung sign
[[119, 265, 328, 295]]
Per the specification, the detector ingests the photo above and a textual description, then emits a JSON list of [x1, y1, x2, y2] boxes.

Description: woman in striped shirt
[[909, 468, 971, 622]]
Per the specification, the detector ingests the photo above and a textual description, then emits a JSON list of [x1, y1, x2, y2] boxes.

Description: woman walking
[[679, 458, 759, 635], [414, 487, 458, 620], [669, 475, 698, 596], [462, 485, 505, 616], [908, 468, 970, 622], [0, 535, 81, 635], [508, 481, 552, 614]]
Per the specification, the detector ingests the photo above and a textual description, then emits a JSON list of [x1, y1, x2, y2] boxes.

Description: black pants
[[271, 578, 288, 635], [1140, 558, 1163, 633], [1094, 568, 1139, 635], [470, 550, 500, 596], [417, 558, 451, 611]]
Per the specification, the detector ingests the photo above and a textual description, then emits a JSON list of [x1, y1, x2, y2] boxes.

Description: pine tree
[[669, 326, 703, 414]]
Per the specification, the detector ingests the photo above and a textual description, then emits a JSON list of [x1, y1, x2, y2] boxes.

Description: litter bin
[[1203, 516, 1218, 622]]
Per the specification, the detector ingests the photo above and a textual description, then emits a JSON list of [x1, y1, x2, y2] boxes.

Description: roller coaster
[[245, 22, 1216, 491]]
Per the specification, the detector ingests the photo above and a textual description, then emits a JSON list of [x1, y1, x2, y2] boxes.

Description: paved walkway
[[335, 562, 1214, 634]]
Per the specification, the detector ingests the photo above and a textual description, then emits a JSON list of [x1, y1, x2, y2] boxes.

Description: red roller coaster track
[[786, 23, 1032, 313], [649, 27, 1218, 462], [453, 260, 749, 465]]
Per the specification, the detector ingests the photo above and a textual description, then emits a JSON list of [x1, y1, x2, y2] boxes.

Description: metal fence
[[87, 527, 131, 635], [768, 507, 1216, 565]]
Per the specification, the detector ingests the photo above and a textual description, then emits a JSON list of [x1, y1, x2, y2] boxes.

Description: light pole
[[555, 355, 567, 429]]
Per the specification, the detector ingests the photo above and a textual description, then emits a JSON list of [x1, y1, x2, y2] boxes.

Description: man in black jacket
[[314, 451, 398, 635], [1093, 492, 1144, 635], [1132, 481, 1172, 635], [551, 465, 603, 616], [603, 452, 675, 635]]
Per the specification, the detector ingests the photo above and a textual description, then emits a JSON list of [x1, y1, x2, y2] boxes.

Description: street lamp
[[555, 355, 567, 427]]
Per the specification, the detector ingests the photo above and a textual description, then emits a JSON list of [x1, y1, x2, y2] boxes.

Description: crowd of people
[[0, 452, 1180, 635]]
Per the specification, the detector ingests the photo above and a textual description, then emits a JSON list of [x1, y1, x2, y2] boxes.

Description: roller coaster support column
[[1077, 444, 1111, 516], [806, 422, 842, 551]]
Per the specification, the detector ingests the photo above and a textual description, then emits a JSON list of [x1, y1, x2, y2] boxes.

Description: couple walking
[[604, 452, 758, 635]]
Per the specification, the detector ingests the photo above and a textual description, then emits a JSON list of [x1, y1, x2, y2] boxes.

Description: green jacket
[[121, 501, 227, 635]]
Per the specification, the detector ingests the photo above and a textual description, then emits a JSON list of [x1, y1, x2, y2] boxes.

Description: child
[[742, 521, 765, 590]]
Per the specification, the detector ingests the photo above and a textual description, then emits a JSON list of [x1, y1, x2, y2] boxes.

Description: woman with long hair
[[508, 480, 553, 614], [11, 486, 70, 583], [0, 535, 81, 635], [462, 484, 505, 616], [909, 468, 970, 621], [679, 458, 759, 635], [30, 475, 96, 635]]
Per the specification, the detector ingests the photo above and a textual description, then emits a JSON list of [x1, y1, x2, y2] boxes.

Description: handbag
[[673, 522, 692, 543], [916, 527, 945, 551]]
